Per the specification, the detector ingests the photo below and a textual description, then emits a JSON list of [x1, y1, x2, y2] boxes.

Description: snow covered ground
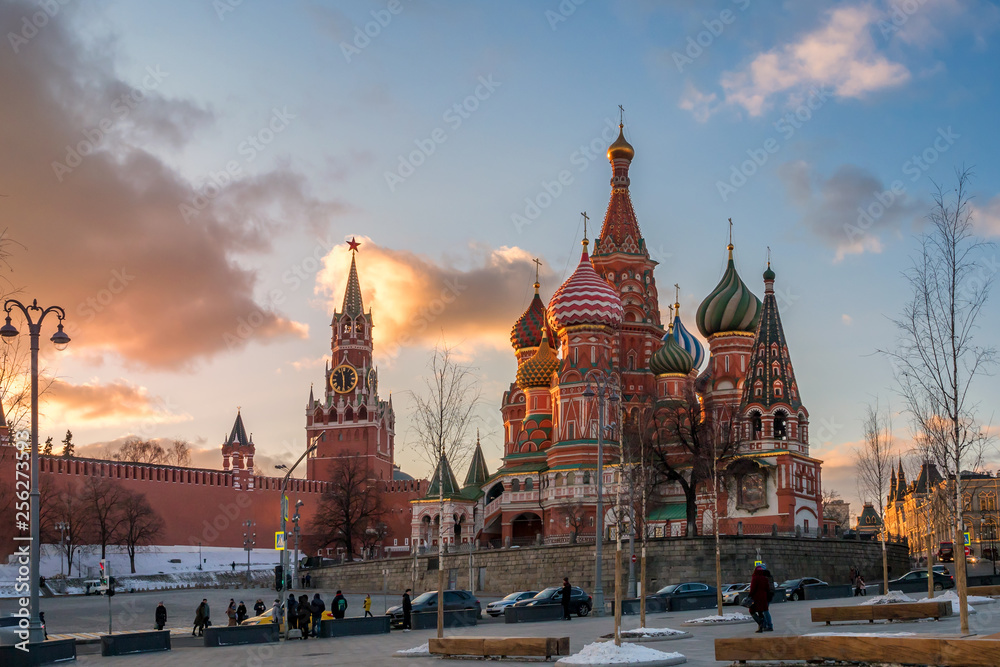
[[857, 590, 915, 605], [917, 589, 991, 613], [557, 641, 685, 665], [0, 544, 283, 598], [396, 642, 429, 655], [682, 612, 753, 625]]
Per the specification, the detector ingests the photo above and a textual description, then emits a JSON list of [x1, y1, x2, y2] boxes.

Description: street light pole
[[243, 520, 255, 588], [292, 500, 303, 588], [56, 522, 68, 577], [277, 444, 317, 595], [2, 299, 70, 644], [583, 369, 619, 618]]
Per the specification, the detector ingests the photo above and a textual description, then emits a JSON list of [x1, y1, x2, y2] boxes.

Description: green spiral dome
[[696, 247, 762, 337], [649, 332, 694, 376]]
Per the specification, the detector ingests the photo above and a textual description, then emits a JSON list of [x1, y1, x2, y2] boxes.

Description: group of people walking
[[185, 598, 272, 635]]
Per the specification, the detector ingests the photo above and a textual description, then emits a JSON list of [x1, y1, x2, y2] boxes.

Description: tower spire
[[341, 239, 364, 317]]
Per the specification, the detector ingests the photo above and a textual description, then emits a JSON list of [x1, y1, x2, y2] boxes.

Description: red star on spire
[[347, 237, 360, 253]]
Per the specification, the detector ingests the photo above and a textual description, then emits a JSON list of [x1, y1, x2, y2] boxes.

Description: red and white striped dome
[[547, 243, 623, 333]]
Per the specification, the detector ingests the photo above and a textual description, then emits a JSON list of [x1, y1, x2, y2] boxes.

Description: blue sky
[[3, 0, 999, 519]]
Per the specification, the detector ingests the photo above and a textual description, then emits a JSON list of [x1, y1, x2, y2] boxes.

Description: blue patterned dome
[[670, 314, 704, 370]]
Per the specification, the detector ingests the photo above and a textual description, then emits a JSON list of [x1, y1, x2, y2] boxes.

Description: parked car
[[889, 569, 955, 591], [385, 590, 481, 628], [485, 591, 537, 617], [938, 541, 955, 562], [721, 583, 750, 605], [513, 586, 592, 617], [780, 577, 828, 601], [650, 582, 718, 600]]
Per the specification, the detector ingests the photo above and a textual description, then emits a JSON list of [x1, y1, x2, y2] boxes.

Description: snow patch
[[917, 590, 985, 613], [684, 612, 753, 624], [557, 641, 685, 665], [621, 627, 687, 637], [857, 590, 915, 606], [397, 642, 429, 655]]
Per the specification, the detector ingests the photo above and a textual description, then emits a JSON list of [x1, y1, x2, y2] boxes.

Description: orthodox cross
[[618, 104, 624, 124], [581, 211, 589, 239], [728, 218, 733, 245], [674, 283, 680, 304], [532, 257, 542, 283], [767, 246, 771, 264]]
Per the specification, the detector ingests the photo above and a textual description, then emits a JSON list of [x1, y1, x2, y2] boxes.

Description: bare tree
[[822, 489, 850, 532], [120, 490, 165, 574], [308, 452, 385, 561], [881, 168, 997, 634], [407, 343, 481, 638], [81, 476, 127, 559], [646, 391, 742, 536], [41, 481, 94, 577], [167, 439, 192, 467], [558, 496, 590, 540], [854, 399, 895, 596], [108, 437, 192, 467]]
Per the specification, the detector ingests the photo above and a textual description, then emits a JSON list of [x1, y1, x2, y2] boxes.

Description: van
[[937, 541, 954, 563]]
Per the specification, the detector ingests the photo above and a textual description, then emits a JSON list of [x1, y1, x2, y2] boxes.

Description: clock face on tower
[[329, 364, 358, 394]]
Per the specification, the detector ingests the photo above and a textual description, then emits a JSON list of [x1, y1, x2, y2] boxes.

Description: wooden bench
[[429, 636, 570, 660], [811, 600, 951, 625], [716, 635, 1000, 666], [969, 585, 1000, 596]]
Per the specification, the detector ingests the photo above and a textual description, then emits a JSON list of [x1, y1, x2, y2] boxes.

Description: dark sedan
[[385, 590, 481, 628], [889, 569, 955, 591], [651, 582, 717, 599], [513, 586, 592, 616], [780, 577, 827, 601]]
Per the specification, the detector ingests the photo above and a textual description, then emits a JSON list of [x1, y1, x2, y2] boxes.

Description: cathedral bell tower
[[306, 238, 395, 482]]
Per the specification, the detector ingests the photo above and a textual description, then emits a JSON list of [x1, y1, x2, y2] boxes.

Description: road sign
[[965, 532, 971, 547], [631, 554, 637, 564], [754, 560, 763, 568], [275, 531, 286, 551]]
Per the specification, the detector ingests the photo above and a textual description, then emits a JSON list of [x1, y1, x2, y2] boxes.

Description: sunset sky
[[2, 0, 999, 518]]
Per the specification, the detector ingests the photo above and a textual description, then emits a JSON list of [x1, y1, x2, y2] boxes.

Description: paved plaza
[[8, 587, 998, 666]]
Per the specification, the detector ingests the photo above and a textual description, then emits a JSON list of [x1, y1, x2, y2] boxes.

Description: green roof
[[647, 504, 687, 521], [425, 454, 461, 499], [463, 438, 490, 488]]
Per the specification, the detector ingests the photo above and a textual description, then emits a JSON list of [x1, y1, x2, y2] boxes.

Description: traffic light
[[274, 564, 283, 592], [99, 560, 108, 589]]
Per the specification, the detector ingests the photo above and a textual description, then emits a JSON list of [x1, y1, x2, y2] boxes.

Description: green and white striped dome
[[696, 245, 761, 337], [649, 332, 694, 376]]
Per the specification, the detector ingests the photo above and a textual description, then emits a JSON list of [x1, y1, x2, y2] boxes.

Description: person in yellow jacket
[[363, 594, 373, 618]]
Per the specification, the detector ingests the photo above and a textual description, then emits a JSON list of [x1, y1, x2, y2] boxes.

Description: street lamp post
[[292, 500, 304, 588], [56, 522, 68, 577], [583, 369, 619, 618], [1, 299, 70, 644], [243, 520, 256, 588], [276, 444, 316, 596]]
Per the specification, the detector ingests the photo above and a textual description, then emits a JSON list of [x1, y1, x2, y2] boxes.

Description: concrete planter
[[0, 638, 76, 666], [411, 609, 479, 630], [101, 630, 170, 656], [203, 624, 279, 647], [666, 595, 718, 612], [318, 616, 390, 637], [504, 604, 564, 623]]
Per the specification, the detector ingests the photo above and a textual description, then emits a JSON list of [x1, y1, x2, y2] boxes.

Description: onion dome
[[668, 303, 705, 370], [696, 244, 761, 337], [763, 262, 776, 282], [516, 329, 559, 389], [649, 332, 694, 376], [511, 280, 552, 351], [607, 123, 634, 162], [547, 239, 623, 334]]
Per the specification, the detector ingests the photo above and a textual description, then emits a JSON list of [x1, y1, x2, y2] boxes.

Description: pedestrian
[[226, 599, 237, 627], [748, 564, 773, 633], [231, 561, 236, 573], [854, 574, 866, 596], [305, 573, 312, 588], [39, 611, 47, 640], [236, 601, 248, 625], [286, 593, 298, 634], [193, 599, 208, 636], [300, 574, 306, 588], [203, 599, 211, 628], [310, 593, 325, 636], [402, 589, 412, 631], [253, 599, 266, 617], [363, 593, 373, 618], [332, 590, 348, 619], [561, 577, 572, 620], [271, 598, 283, 629], [155, 602, 167, 631], [297, 594, 311, 639]]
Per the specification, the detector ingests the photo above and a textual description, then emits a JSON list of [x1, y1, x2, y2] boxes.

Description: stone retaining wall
[[310, 536, 908, 596]]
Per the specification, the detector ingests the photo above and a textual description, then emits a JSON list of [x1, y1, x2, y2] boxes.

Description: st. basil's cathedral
[[409, 121, 824, 550]]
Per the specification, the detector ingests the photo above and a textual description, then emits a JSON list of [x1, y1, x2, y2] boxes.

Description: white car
[[721, 583, 750, 605], [485, 591, 538, 617]]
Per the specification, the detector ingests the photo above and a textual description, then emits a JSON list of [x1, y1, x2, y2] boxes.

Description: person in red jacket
[[748, 564, 774, 633]]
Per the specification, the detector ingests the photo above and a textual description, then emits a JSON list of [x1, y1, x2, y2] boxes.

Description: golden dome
[[607, 124, 634, 162]]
